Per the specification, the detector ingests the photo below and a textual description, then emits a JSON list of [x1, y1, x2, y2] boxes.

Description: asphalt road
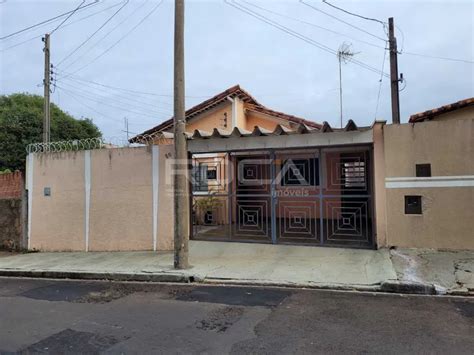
[[0, 278, 472, 354]]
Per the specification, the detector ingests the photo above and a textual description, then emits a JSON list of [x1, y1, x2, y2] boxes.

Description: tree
[[0, 93, 101, 171]]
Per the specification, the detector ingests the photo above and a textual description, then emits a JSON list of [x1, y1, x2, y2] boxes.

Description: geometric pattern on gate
[[325, 199, 369, 242], [236, 199, 269, 238], [278, 201, 318, 240]]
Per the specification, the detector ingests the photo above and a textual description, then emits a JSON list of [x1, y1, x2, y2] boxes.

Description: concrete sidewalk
[[0, 241, 472, 295], [390, 248, 474, 295], [0, 241, 396, 291]]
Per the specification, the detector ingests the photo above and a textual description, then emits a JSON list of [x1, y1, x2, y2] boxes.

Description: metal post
[[43, 33, 51, 143], [270, 151, 277, 244], [388, 17, 400, 124], [173, 0, 189, 269], [338, 55, 343, 128]]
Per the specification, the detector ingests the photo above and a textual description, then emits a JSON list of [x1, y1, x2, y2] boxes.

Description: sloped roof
[[136, 85, 261, 137], [409, 97, 474, 123], [132, 85, 321, 140], [245, 104, 321, 129]]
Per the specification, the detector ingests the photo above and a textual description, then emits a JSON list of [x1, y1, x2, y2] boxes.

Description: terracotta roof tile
[[409, 97, 474, 123], [245, 104, 321, 129]]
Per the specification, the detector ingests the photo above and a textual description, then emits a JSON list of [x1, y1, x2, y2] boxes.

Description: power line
[[58, 80, 172, 115], [241, 0, 385, 50], [59, 0, 164, 76], [322, 0, 386, 26], [243, 0, 471, 64], [59, 75, 173, 107], [402, 51, 474, 64], [58, 87, 122, 124], [56, 84, 168, 119], [0, 2, 124, 52], [50, 0, 85, 35], [374, 46, 388, 119], [59, 0, 150, 72], [55, 71, 211, 98], [300, 0, 387, 42], [225, 0, 389, 77], [0, 0, 99, 41], [56, 0, 129, 67], [58, 87, 155, 127]]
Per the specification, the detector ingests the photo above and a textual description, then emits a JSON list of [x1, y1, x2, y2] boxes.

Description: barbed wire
[[25, 132, 172, 154], [26, 137, 104, 153]]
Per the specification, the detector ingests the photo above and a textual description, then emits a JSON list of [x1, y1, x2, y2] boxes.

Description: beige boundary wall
[[26, 145, 174, 252], [380, 117, 474, 250]]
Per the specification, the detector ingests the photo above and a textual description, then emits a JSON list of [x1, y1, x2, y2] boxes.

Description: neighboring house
[[132, 85, 321, 142], [23, 90, 474, 252], [408, 97, 474, 123]]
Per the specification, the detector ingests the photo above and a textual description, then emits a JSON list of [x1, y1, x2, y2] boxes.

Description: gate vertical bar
[[369, 147, 376, 249], [227, 153, 233, 240], [318, 148, 324, 245], [270, 150, 277, 244]]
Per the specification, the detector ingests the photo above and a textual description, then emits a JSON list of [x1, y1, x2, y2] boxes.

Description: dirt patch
[[196, 306, 244, 333]]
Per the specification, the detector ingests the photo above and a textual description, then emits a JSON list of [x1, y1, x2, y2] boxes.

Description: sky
[[1, 0, 473, 141]]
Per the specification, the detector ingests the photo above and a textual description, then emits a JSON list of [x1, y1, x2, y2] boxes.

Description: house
[[23, 89, 474, 252], [131, 84, 322, 143]]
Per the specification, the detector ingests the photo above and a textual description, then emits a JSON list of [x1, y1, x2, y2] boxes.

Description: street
[[0, 278, 472, 354]]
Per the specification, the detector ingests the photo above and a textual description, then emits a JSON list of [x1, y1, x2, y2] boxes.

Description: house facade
[[25, 90, 474, 251]]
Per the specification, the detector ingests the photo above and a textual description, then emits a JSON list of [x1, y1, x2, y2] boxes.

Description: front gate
[[191, 146, 374, 248]]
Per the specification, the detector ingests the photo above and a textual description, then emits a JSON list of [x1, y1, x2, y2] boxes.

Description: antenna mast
[[337, 42, 355, 128]]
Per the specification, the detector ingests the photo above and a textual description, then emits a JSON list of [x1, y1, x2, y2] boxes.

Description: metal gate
[[191, 146, 374, 248]]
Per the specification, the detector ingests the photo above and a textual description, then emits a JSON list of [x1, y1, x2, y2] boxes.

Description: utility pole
[[173, 0, 189, 269], [42, 33, 51, 143], [388, 17, 400, 124]]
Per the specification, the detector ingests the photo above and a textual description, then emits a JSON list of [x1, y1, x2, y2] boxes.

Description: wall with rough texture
[[0, 199, 22, 250], [383, 117, 474, 250], [28, 145, 174, 252], [0, 171, 23, 199]]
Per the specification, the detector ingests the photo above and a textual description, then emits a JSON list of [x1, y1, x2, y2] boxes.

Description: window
[[405, 195, 422, 215], [416, 164, 431, 177], [281, 158, 319, 186], [343, 161, 366, 188], [193, 163, 209, 192], [206, 167, 217, 180]]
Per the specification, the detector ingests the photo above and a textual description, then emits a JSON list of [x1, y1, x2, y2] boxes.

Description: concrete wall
[[27, 145, 174, 252], [383, 117, 474, 250]]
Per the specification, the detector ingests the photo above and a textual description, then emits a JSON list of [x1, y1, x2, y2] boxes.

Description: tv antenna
[[337, 42, 356, 128]]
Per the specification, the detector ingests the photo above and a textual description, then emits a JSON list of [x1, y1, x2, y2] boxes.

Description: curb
[[0, 269, 192, 283], [201, 278, 383, 293], [0, 270, 465, 296], [380, 280, 437, 295]]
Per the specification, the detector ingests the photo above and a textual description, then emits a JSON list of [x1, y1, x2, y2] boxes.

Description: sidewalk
[[0, 241, 472, 295], [390, 248, 474, 295]]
